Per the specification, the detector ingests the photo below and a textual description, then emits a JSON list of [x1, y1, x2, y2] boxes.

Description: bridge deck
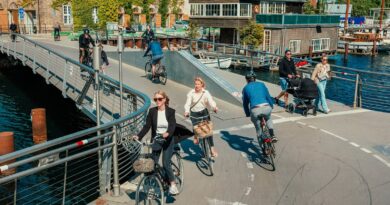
[[25, 35, 390, 205]]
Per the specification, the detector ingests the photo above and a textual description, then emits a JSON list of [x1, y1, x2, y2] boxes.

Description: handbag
[[190, 91, 213, 138]]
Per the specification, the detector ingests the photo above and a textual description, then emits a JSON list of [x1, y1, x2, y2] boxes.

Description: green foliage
[[338, 0, 381, 17], [97, 0, 120, 29], [303, 1, 316, 14], [51, 0, 71, 10], [21, 0, 37, 7], [159, 0, 169, 27], [171, 0, 184, 19], [240, 20, 264, 48], [187, 22, 200, 39]]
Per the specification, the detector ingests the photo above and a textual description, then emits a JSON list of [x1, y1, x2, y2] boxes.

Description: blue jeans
[[250, 106, 273, 139], [315, 80, 329, 112]]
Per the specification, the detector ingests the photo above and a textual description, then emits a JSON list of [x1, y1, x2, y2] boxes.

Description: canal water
[[230, 53, 390, 112], [0, 57, 96, 204]]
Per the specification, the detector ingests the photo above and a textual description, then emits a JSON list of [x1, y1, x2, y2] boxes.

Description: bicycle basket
[[133, 157, 155, 173]]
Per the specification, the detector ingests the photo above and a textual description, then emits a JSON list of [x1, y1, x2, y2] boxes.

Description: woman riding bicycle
[[242, 72, 277, 143], [184, 77, 219, 157], [143, 37, 163, 82], [132, 90, 179, 195]]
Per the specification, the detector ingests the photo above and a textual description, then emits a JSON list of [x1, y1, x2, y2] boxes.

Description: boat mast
[[379, 0, 385, 35], [344, 0, 350, 60]]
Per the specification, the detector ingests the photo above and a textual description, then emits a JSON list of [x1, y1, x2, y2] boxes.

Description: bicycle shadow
[[220, 131, 274, 171], [178, 139, 214, 176]]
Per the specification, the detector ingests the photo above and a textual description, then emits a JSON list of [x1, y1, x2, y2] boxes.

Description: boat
[[198, 53, 232, 69], [338, 32, 384, 54]]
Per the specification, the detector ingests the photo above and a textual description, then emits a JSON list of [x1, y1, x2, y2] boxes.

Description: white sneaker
[[169, 185, 179, 195]]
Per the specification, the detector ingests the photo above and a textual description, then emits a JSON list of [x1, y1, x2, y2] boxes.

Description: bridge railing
[[0, 33, 150, 204], [157, 33, 389, 112]]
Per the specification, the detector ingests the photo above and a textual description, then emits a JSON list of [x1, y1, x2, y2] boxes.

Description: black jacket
[[79, 34, 95, 48], [279, 57, 297, 78], [137, 107, 176, 143], [9, 23, 17, 32], [142, 29, 154, 42]]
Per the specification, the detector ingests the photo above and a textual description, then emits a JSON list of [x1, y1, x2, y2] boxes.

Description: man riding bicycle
[[79, 29, 95, 64], [143, 37, 163, 81], [242, 72, 278, 143]]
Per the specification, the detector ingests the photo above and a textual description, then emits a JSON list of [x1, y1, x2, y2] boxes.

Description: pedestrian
[[132, 90, 179, 195], [274, 50, 300, 110], [54, 22, 61, 41], [9, 22, 17, 42], [98, 43, 109, 73], [184, 77, 219, 157], [311, 55, 331, 114]]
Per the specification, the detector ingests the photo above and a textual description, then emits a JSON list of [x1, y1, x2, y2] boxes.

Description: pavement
[[21, 35, 390, 205]]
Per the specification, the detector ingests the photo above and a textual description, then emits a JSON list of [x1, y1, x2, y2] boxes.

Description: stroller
[[286, 78, 318, 116]]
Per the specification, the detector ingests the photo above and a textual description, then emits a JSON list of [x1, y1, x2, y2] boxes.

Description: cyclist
[[9, 22, 17, 42], [133, 90, 179, 195], [79, 29, 95, 64], [143, 37, 163, 81], [242, 72, 277, 143], [141, 24, 154, 48]]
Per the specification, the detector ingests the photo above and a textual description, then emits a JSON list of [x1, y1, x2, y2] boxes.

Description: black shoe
[[274, 97, 279, 105], [271, 136, 278, 143]]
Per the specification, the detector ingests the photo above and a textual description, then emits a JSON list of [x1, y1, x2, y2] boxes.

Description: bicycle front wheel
[[159, 68, 167, 85], [201, 138, 214, 176], [263, 142, 275, 171], [136, 175, 164, 205], [145, 62, 152, 79], [171, 152, 184, 193]]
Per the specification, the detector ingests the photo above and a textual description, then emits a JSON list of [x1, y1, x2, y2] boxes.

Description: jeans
[[250, 106, 273, 139], [315, 80, 329, 112], [152, 137, 175, 182]]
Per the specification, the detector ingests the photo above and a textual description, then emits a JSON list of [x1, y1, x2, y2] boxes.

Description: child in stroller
[[286, 77, 318, 116]]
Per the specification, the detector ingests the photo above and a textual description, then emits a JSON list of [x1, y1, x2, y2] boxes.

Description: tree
[[97, 0, 120, 29], [51, 0, 96, 31], [171, 0, 184, 19], [132, 0, 154, 24], [338, 0, 381, 17], [303, 1, 316, 14], [159, 0, 169, 27], [187, 22, 199, 39], [239, 20, 264, 48]]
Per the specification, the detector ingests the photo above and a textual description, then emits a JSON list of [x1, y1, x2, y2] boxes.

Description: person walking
[[274, 50, 300, 109], [184, 77, 218, 157], [133, 90, 179, 195], [98, 43, 109, 73], [9, 22, 17, 42], [54, 22, 61, 41], [311, 55, 331, 114]]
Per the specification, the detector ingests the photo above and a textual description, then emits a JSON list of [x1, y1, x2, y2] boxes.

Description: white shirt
[[156, 110, 168, 134], [184, 89, 217, 113]]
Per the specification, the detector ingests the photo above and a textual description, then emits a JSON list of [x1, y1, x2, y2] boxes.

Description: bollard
[[31, 108, 47, 144], [0, 132, 16, 175]]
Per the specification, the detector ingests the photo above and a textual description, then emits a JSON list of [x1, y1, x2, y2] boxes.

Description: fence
[[0, 33, 150, 204]]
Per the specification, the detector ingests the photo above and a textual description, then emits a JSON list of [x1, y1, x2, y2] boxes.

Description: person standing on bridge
[[242, 72, 277, 143], [9, 22, 17, 42], [274, 50, 300, 110], [184, 77, 219, 157], [311, 55, 331, 114], [133, 91, 179, 195]]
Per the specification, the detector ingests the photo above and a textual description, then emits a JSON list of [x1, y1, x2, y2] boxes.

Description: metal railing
[[0, 33, 151, 204]]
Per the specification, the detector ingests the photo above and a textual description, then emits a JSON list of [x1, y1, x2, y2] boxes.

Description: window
[[206, 4, 220, 16], [240, 4, 251, 17], [92, 7, 98, 24], [222, 4, 237, 16], [263, 30, 271, 52], [259, 2, 285, 14], [312, 38, 330, 52], [190, 4, 204, 16], [289, 40, 301, 54], [63, 5, 72, 25]]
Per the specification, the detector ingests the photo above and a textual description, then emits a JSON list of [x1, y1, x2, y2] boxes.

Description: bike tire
[[145, 62, 152, 79], [264, 142, 275, 171], [171, 153, 184, 193], [135, 175, 164, 205], [159, 68, 167, 85], [201, 138, 214, 176]]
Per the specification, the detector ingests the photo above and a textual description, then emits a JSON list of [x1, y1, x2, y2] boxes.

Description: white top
[[156, 110, 168, 134], [184, 89, 217, 113]]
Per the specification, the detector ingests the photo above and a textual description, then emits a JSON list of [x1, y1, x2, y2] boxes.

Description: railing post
[[22, 39, 26, 66], [33, 45, 37, 74], [359, 77, 363, 108], [7, 39, 10, 56], [118, 32, 124, 116], [353, 73, 359, 108], [46, 51, 50, 84], [112, 126, 120, 197], [13, 178, 17, 205], [62, 61, 68, 98], [13, 37, 16, 58], [62, 150, 69, 205]]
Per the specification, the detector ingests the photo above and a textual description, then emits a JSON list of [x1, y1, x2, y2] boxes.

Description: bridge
[[0, 33, 389, 205]]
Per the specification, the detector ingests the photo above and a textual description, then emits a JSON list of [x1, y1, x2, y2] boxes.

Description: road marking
[[241, 152, 247, 159], [373, 154, 390, 168], [245, 187, 252, 196], [360, 148, 372, 154], [297, 121, 306, 126], [246, 162, 254, 169], [308, 125, 317, 129], [349, 142, 360, 148], [320, 129, 348, 142], [249, 174, 255, 182], [272, 114, 284, 119], [206, 198, 247, 205]]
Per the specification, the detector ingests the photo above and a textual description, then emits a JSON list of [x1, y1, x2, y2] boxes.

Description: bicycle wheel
[[159, 67, 167, 85], [145, 62, 152, 79], [201, 138, 214, 176], [171, 152, 184, 193], [263, 141, 275, 171], [136, 175, 164, 205]]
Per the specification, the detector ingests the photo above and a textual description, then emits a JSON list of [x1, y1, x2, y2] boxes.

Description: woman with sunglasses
[[311, 55, 332, 114], [133, 90, 179, 195], [184, 77, 218, 157]]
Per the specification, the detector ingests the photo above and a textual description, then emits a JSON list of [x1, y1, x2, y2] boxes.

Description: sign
[[18, 7, 24, 20], [106, 22, 118, 31]]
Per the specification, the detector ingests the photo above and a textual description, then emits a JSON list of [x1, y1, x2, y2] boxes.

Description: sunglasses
[[322, 59, 328, 61], [153, 97, 165, 102], [286, 53, 292, 55]]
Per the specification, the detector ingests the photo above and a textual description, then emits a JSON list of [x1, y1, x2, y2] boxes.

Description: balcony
[[256, 14, 340, 27]]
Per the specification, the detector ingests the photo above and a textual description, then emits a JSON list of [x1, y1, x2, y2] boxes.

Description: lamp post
[[118, 32, 124, 116]]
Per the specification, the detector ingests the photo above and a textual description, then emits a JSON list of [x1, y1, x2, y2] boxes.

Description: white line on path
[[241, 152, 247, 159], [308, 125, 318, 129], [360, 148, 372, 154], [373, 154, 390, 168], [245, 187, 252, 196], [297, 121, 307, 126], [249, 174, 255, 182], [206, 198, 247, 205], [246, 162, 254, 169], [349, 142, 360, 148], [320, 129, 348, 142]]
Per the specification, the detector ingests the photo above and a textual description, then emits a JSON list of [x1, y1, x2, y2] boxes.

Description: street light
[[117, 31, 124, 116]]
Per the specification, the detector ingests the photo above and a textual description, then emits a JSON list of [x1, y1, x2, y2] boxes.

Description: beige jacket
[[311, 63, 331, 84]]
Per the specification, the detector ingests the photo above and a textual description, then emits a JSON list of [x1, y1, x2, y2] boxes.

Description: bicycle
[[134, 138, 183, 205], [258, 114, 276, 171], [144, 54, 168, 85]]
